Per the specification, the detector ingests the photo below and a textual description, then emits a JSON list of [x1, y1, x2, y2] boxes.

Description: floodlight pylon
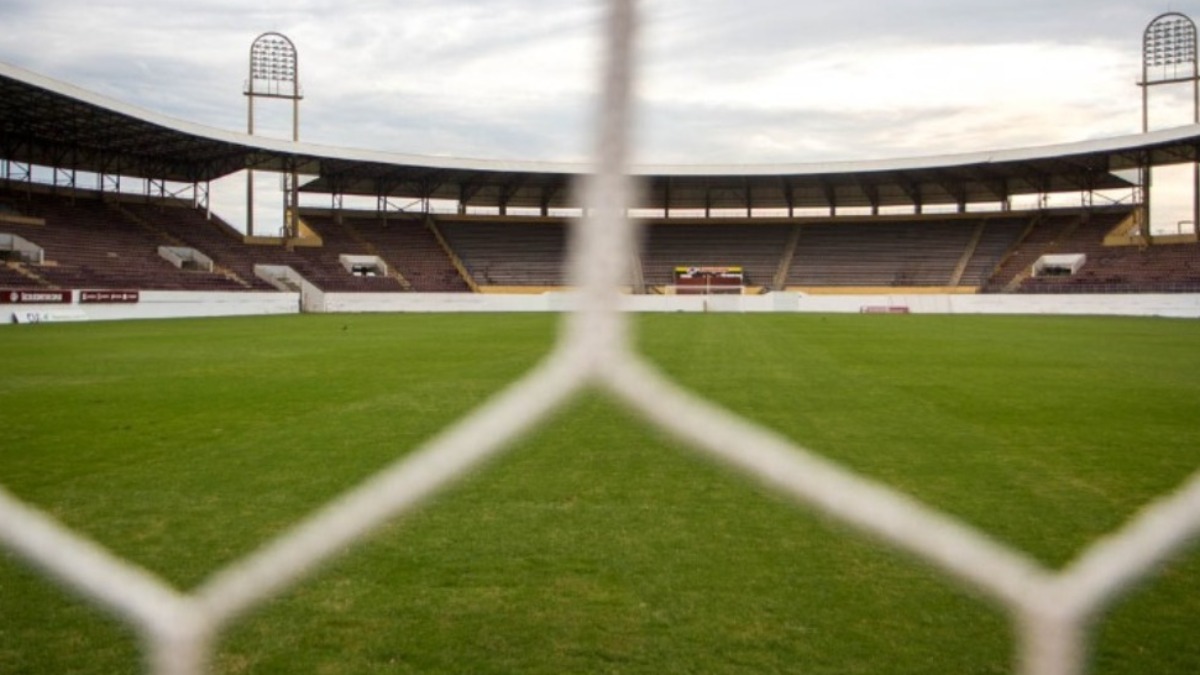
[[1138, 12, 1200, 240], [245, 32, 302, 239]]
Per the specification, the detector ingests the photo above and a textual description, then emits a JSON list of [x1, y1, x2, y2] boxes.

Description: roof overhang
[[2, 60, 1197, 212]]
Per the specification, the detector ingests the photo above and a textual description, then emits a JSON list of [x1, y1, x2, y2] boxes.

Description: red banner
[[0, 289, 72, 304], [80, 290, 140, 304]]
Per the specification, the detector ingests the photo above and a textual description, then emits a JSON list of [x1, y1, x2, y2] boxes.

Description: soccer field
[[1, 313, 1198, 674]]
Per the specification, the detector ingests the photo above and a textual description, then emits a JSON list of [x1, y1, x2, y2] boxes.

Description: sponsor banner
[[674, 265, 744, 279], [80, 290, 140, 304], [0, 289, 73, 304], [674, 266, 745, 288]]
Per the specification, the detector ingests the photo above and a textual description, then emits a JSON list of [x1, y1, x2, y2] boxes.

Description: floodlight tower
[[1138, 12, 1199, 240], [245, 32, 302, 239]]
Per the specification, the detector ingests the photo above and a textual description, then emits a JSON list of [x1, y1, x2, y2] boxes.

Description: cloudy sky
[[1, 0, 1198, 226]]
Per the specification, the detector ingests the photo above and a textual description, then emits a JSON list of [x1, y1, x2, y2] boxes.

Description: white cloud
[[642, 42, 1143, 154], [0, 0, 1186, 161]]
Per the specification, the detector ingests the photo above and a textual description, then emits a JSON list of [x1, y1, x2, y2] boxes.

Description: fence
[[3, 2, 1200, 674]]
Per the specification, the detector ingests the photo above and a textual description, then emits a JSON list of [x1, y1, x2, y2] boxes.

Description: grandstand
[[2, 180, 1193, 299], [1, 57, 1199, 309]]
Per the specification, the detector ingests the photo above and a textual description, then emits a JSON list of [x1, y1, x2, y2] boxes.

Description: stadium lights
[[1142, 13, 1198, 73], [245, 32, 302, 239], [247, 32, 300, 97], [1139, 12, 1200, 241]]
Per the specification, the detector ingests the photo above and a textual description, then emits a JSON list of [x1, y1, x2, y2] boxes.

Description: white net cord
[[0, 2, 1198, 674]]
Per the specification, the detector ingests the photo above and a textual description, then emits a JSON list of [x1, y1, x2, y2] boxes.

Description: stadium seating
[[986, 208, 1200, 293], [785, 217, 1016, 289], [308, 214, 470, 292], [639, 222, 793, 290], [0, 190, 246, 291], [956, 218, 1029, 287], [285, 215, 406, 292], [0, 263, 43, 288], [437, 217, 569, 287], [2, 185, 1195, 295]]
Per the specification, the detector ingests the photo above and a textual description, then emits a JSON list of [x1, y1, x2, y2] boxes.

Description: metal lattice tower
[[1138, 12, 1200, 239], [245, 32, 302, 239]]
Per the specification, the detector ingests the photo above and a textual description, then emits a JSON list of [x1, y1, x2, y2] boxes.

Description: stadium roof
[[3, 60, 1200, 213]]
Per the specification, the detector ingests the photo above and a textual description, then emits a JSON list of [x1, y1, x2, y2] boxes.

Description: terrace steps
[[335, 218, 414, 291], [5, 261, 51, 287]]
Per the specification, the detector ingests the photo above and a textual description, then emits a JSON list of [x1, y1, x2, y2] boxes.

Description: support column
[[1142, 161, 1153, 245], [1194, 71, 1199, 238], [246, 94, 255, 237]]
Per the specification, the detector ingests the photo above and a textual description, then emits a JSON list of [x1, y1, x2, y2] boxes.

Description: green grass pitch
[[1, 312, 1198, 674]]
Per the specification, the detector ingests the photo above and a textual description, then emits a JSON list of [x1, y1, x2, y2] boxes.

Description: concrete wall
[[6, 291, 299, 324], [318, 291, 1200, 318], [323, 292, 549, 313], [792, 293, 1200, 319], [6, 289, 1198, 324], [321, 291, 787, 313]]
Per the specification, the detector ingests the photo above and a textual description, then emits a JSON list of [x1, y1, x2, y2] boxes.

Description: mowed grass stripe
[[0, 313, 1197, 674], [640, 314, 1200, 563]]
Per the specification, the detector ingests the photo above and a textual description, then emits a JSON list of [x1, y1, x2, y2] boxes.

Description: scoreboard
[[672, 266, 744, 295]]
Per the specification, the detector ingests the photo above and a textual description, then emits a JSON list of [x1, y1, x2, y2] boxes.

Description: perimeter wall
[[323, 291, 1200, 318], [5, 291, 1199, 323], [5, 291, 298, 324]]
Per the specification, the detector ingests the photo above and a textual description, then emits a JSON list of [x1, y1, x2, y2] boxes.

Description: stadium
[[3, 24, 1200, 318], [1, 3, 1199, 675]]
